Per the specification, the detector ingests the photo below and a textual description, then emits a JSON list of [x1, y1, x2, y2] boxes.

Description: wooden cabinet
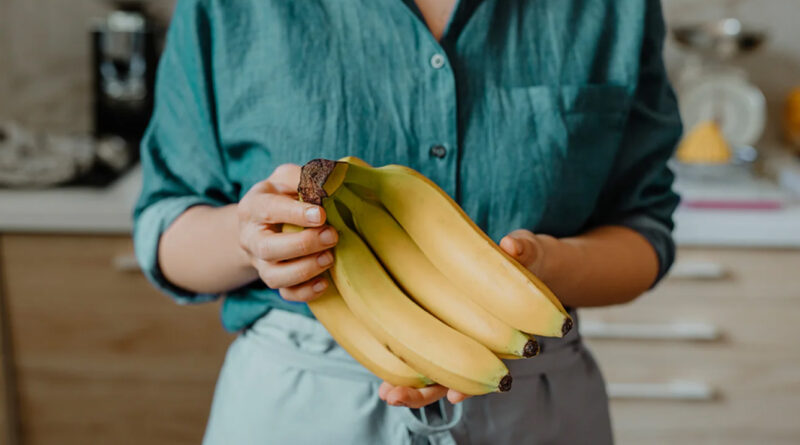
[[582, 248, 800, 445], [0, 235, 233, 445], [1, 236, 798, 444]]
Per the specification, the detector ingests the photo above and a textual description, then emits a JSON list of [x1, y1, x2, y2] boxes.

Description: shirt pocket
[[557, 84, 631, 163], [543, 84, 632, 233], [558, 84, 631, 115], [483, 84, 631, 238]]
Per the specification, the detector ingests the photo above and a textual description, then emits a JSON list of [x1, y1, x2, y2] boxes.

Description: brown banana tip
[[498, 374, 513, 392], [522, 339, 540, 358], [562, 317, 574, 337], [298, 159, 336, 205]]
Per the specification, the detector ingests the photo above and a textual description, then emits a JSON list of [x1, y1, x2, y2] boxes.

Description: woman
[[134, 0, 681, 443]]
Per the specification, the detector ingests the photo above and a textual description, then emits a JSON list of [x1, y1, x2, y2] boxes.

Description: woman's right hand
[[237, 164, 338, 302]]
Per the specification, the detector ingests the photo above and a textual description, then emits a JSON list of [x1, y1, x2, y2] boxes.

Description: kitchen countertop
[[674, 205, 800, 247], [673, 167, 800, 247], [1, 165, 799, 247], [0, 166, 141, 234]]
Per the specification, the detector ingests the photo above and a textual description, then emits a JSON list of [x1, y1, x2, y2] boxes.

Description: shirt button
[[430, 53, 446, 69], [430, 144, 447, 158]]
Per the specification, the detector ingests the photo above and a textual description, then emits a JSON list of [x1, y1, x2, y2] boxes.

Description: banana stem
[[339, 163, 376, 190], [322, 198, 349, 233]]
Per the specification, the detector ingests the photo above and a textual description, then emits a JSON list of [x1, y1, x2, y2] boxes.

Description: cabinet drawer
[[581, 247, 800, 444], [585, 296, 800, 389], [583, 295, 800, 350], [650, 248, 800, 302], [1, 235, 233, 445]]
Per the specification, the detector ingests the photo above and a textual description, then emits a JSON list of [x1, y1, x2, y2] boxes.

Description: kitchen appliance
[[671, 18, 767, 178], [92, 2, 161, 149], [0, 3, 164, 189]]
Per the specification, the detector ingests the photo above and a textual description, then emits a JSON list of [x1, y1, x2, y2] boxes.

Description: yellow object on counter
[[783, 87, 800, 152], [676, 120, 733, 164]]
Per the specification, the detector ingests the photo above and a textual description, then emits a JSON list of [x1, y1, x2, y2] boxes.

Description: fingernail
[[317, 252, 333, 267], [319, 227, 337, 245], [305, 207, 322, 224], [312, 279, 328, 293]]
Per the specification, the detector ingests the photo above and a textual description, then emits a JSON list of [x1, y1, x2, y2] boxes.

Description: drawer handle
[[112, 253, 141, 273], [580, 320, 720, 341], [607, 381, 714, 401], [668, 260, 728, 280]]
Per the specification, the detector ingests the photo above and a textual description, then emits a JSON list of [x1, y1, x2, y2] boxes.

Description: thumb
[[267, 164, 302, 195], [500, 231, 540, 269]]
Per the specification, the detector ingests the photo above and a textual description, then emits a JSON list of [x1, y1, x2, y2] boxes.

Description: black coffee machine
[[92, 2, 162, 152], [0, 3, 164, 188]]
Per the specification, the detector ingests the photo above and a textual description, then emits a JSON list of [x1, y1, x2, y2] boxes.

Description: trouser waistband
[[244, 309, 584, 437]]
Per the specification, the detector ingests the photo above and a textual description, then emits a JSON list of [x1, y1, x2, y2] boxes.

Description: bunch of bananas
[[290, 157, 572, 395]]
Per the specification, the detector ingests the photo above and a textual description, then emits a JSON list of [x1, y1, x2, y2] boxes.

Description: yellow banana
[[337, 155, 370, 167], [319, 199, 512, 395], [496, 353, 523, 360], [298, 158, 572, 338], [308, 282, 433, 387], [334, 186, 539, 358], [282, 224, 430, 388]]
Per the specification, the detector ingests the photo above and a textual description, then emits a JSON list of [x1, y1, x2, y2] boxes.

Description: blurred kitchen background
[[1, 0, 799, 444]]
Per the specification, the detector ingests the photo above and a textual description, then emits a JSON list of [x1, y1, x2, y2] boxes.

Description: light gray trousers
[[203, 309, 613, 445]]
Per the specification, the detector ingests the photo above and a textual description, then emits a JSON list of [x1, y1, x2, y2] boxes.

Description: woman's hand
[[378, 382, 470, 409], [499, 226, 659, 307], [498, 229, 549, 276], [237, 164, 339, 302]]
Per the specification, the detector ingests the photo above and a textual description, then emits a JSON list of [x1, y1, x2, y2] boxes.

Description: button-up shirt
[[134, 0, 681, 332]]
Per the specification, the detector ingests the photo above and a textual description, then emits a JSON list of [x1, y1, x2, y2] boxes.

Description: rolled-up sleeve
[[133, 0, 234, 304], [590, 0, 682, 285]]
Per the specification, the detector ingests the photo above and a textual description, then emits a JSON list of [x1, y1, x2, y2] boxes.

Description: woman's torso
[[186, 0, 651, 330], [209, 0, 642, 238]]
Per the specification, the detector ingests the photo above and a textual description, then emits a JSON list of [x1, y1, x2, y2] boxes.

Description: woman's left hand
[[377, 229, 549, 409], [379, 382, 470, 409], [499, 229, 548, 276]]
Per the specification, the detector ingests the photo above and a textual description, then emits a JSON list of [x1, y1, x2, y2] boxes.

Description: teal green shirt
[[134, 0, 681, 332]]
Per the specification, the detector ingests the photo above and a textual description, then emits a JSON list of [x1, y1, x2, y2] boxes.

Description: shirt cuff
[[133, 196, 222, 304], [614, 213, 676, 287]]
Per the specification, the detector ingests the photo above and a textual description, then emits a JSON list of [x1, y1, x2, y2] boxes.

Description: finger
[[385, 386, 417, 407], [499, 235, 523, 257], [507, 228, 537, 241], [378, 382, 395, 401], [278, 276, 330, 302], [248, 193, 326, 227], [258, 251, 333, 289], [386, 385, 448, 409], [500, 231, 539, 268], [446, 389, 471, 405], [267, 164, 302, 194], [402, 386, 449, 409], [250, 226, 338, 261]]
